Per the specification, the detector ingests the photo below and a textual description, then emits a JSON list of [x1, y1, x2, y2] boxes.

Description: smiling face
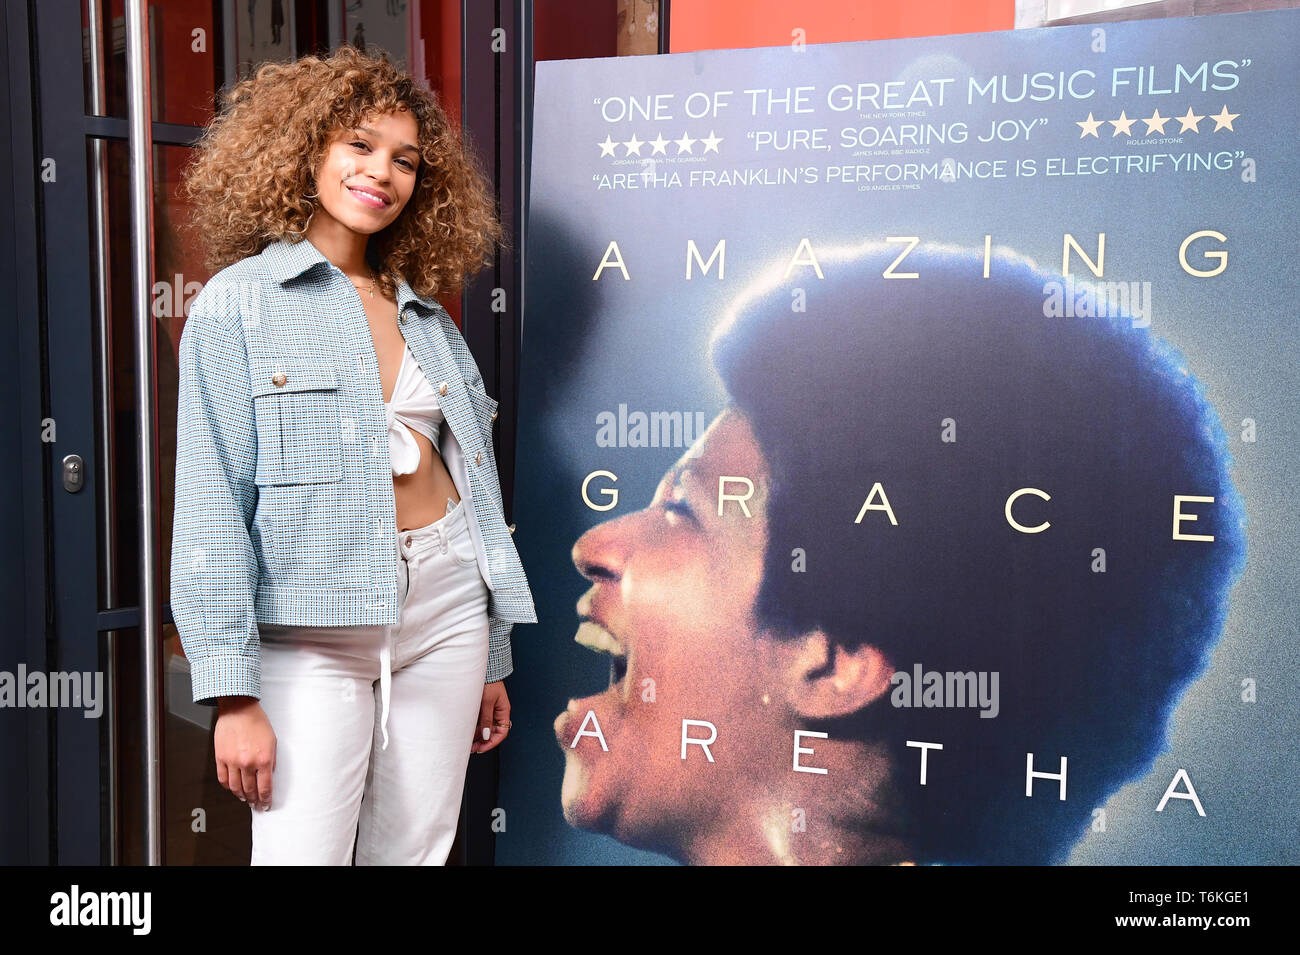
[[556, 406, 813, 854], [311, 108, 421, 236]]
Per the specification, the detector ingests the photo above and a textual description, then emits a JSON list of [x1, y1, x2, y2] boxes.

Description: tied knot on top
[[383, 344, 444, 475]]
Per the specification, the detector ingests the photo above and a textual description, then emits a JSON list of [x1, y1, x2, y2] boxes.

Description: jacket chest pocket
[[250, 361, 343, 485], [464, 383, 499, 446]]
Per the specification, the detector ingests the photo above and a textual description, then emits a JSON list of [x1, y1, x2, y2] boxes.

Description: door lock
[[62, 454, 85, 492]]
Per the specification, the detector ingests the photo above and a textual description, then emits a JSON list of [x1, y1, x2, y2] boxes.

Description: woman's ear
[[760, 629, 894, 719]]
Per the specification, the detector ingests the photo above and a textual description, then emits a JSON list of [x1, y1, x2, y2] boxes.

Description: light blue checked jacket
[[171, 235, 536, 704]]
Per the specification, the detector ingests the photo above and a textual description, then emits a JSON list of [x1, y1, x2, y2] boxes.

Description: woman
[[556, 243, 1246, 864], [171, 46, 536, 864]]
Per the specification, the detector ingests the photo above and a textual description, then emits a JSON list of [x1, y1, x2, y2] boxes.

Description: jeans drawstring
[[379, 545, 403, 751], [379, 497, 458, 751], [379, 639, 393, 751]]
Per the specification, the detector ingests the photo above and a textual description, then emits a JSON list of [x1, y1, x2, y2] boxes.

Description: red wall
[[534, 0, 620, 61], [668, 0, 1015, 51]]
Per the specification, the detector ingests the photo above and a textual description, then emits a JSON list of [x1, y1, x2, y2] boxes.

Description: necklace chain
[[349, 269, 377, 300]]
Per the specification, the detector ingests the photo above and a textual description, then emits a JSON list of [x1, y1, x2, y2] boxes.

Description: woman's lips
[[345, 184, 391, 209], [551, 675, 626, 748], [556, 617, 631, 749], [574, 619, 630, 694], [554, 681, 624, 750]]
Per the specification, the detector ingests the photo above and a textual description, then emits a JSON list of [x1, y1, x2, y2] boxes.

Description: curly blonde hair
[[181, 45, 504, 300]]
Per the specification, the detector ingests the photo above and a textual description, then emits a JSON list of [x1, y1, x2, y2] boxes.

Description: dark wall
[[0, 0, 49, 866]]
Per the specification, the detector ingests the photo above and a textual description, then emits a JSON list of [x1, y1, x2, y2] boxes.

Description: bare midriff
[[359, 284, 461, 533], [391, 430, 460, 531]]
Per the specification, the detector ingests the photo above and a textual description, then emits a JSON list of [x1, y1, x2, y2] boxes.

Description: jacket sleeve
[[483, 371, 515, 683], [485, 617, 514, 683], [170, 288, 262, 706], [479, 375, 516, 684], [437, 306, 518, 684]]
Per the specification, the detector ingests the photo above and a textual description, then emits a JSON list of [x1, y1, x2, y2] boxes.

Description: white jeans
[[249, 495, 491, 865]]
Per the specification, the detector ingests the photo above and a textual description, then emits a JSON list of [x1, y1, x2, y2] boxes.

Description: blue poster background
[[501, 9, 1298, 865]]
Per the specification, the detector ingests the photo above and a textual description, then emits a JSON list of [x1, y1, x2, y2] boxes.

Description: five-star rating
[[1078, 106, 1239, 138], [598, 130, 723, 156]]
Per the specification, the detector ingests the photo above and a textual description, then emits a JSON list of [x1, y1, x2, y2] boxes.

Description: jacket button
[[438, 381, 448, 396], [272, 372, 287, 387], [475, 451, 482, 466], [490, 410, 498, 422], [399, 309, 407, 323], [507, 523, 516, 535]]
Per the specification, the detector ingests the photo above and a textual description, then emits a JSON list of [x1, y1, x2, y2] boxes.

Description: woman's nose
[[572, 513, 638, 582]]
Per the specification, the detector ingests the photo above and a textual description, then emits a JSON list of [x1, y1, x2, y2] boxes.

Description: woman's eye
[[662, 498, 695, 524], [350, 141, 413, 171]]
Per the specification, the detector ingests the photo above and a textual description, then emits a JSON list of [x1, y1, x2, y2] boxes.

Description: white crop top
[[383, 343, 445, 475]]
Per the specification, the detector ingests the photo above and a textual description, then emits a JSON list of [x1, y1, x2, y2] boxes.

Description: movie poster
[[234, 0, 296, 79], [501, 9, 1298, 865]]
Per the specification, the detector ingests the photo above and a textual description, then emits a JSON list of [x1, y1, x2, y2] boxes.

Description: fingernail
[[262, 804, 270, 812], [481, 726, 490, 741]]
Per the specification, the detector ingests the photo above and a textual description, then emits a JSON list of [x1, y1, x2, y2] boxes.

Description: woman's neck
[[676, 801, 912, 866], [673, 738, 915, 865], [304, 216, 371, 279]]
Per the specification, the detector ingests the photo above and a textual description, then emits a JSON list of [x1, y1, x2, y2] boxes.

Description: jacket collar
[[260, 235, 440, 317]]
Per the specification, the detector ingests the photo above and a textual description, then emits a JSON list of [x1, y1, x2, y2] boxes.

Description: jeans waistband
[[397, 496, 467, 560]]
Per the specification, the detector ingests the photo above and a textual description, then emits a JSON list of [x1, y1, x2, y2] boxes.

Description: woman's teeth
[[575, 620, 624, 656], [575, 621, 629, 688], [347, 185, 388, 207]]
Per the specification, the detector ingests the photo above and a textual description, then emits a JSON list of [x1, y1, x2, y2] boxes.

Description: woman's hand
[[473, 681, 511, 754], [214, 696, 277, 811]]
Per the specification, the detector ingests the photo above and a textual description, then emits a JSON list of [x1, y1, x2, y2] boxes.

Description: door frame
[[1, 0, 55, 867], [11, 0, 528, 866]]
